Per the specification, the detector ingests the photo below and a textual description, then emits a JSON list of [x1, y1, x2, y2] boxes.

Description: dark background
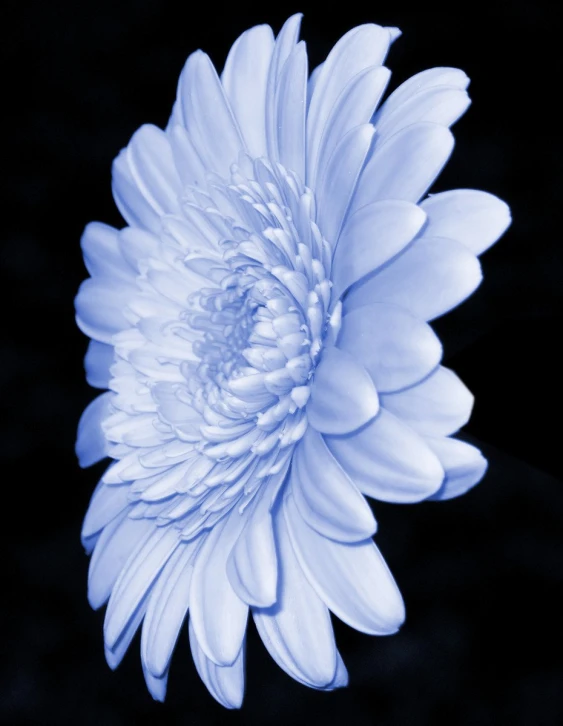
[[2, 0, 562, 724]]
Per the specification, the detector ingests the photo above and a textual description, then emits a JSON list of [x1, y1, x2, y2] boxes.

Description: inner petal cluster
[[103, 159, 332, 539]]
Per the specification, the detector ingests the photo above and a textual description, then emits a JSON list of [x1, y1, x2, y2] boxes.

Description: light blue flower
[[75, 14, 511, 708]]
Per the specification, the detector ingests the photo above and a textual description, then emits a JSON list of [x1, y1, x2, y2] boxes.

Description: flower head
[[75, 14, 511, 708]]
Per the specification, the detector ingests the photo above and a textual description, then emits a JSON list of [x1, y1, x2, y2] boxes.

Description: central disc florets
[[104, 158, 333, 537]]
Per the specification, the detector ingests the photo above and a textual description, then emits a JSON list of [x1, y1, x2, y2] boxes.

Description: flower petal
[[291, 427, 377, 542], [326, 409, 444, 502], [76, 392, 112, 467], [253, 511, 339, 688], [82, 480, 130, 542], [81, 222, 131, 281], [421, 189, 512, 255], [221, 24, 275, 159], [274, 41, 308, 182], [307, 345, 379, 435], [316, 124, 375, 248], [111, 149, 161, 233], [189, 511, 249, 666], [380, 366, 474, 437], [105, 598, 147, 671], [189, 620, 245, 709], [307, 23, 392, 187], [284, 494, 404, 635], [345, 236, 482, 321], [425, 437, 488, 500], [84, 340, 113, 389], [338, 302, 443, 393], [75, 278, 134, 345], [332, 199, 426, 300], [141, 543, 195, 678], [352, 122, 454, 212]]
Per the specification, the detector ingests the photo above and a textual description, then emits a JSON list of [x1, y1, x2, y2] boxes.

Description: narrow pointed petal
[[307, 345, 379, 435], [82, 481, 130, 541], [426, 437, 488, 500], [275, 42, 308, 181], [380, 366, 474, 437], [75, 278, 134, 344], [141, 543, 195, 678], [326, 409, 444, 502], [332, 199, 426, 300], [143, 664, 169, 702], [81, 222, 131, 281], [76, 392, 112, 467], [189, 621, 245, 709], [105, 599, 147, 670], [111, 149, 161, 233], [352, 123, 454, 212], [221, 24, 275, 158], [291, 428, 376, 542], [421, 189, 512, 255], [189, 511, 249, 666], [345, 236, 482, 321], [253, 512, 339, 688], [284, 494, 404, 635], [338, 302, 443, 393], [84, 340, 114, 389]]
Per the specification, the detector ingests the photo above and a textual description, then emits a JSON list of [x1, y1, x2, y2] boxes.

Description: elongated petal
[[421, 189, 512, 255], [326, 409, 444, 502], [82, 481, 130, 541], [291, 428, 376, 542], [189, 511, 249, 666], [338, 302, 442, 393], [76, 392, 111, 467], [332, 199, 426, 300], [284, 494, 404, 635], [352, 123, 454, 212], [75, 278, 133, 344], [316, 124, 374, 247], [189, 620, 245, 709], [111, 149, 161, 233], [307, 23, 392, 186], [81, 222, 131, 281], [380, 366, 474, 437], [141, 543, 195, 678], [221, 24, 275, 158], [426, 437, 488, 500], [84, 340, 113, 389], [345, 236, 482, 321], [253, 511, 339, 688], [105, 599, 147, 671], [307, 345, 379, 434], [275, 42, 307, 181]]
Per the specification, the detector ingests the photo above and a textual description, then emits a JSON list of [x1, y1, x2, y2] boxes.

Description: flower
[[75, 13, 511, 708]]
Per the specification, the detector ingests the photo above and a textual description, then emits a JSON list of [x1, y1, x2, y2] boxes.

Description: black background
[[3, 1, 562, 724]]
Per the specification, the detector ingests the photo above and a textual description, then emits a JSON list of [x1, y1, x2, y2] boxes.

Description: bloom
[[75, 13, 511, 708]]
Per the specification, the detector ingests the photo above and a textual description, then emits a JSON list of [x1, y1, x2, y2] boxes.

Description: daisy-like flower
[[75, 14, 511, 708]]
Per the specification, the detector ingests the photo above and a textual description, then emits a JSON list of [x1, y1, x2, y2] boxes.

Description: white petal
[[104, 527, 179, 650], [117, 227, 161, 272], [189, 510, 249, 666], [352, 122, 454, 212], [84, 340, 113, 389], [141, 543, 195, 678], [307, 345, 379, 435], [338, 302, 442, 393], [105, 598, 147, 671], [275, 41, 307, 181], [111, 149, 161, 233], [375, 67, 470, 120], [177, 51, 245, 178], [167, 125, 208, 189], [314, 65, 391, 193], [291, 427, 376, 542], [82, 480, 130, 541], [345, 236, 482, 321], [332, 199, 426, 300], [284, 494, 404, 635], [75, 278, 133, 344], [76, 392, 111, 467], [374, 85, 470, 140], [316, 124, 375, 248], [126, 124, 182, 217], [421, 189, 512, 255], [81, 222, 131, 281], [307, 23, 392, 187], [222, 24, 275, 159], [425, 437, 488, 500], [227, 491, 278, 607], [253, 511, 339, 688], [142, 664, 168, 702], [380, 366, 474, 437], [88, 512, 152, 609], [326, 409, 444, 502], [189, 620, 245, 709]]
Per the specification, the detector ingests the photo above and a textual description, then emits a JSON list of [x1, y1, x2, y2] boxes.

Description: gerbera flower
[[75, 14, 511, 708]]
